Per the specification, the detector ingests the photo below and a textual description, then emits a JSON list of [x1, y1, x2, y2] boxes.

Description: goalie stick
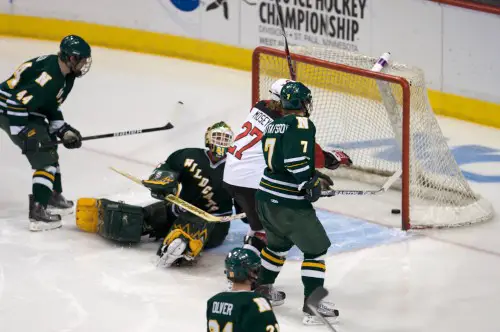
[[109, 167, 246, 223], [306, 287, 338, 332], [321, 169, 402, 197]]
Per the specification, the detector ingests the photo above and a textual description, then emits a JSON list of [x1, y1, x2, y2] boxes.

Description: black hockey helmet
[[59, 35, 92, 77], [280, 81, 313, 117], [224, 247, 261, 283]]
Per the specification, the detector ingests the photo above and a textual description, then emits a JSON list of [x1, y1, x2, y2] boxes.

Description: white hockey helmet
[[269, 78, 294, 101]]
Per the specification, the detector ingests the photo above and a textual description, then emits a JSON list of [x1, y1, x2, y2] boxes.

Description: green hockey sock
[[302, 253, 326, 298], [32, 167, 56, 207], [258, 247, 288, 285], [53, 164, 62, 193]]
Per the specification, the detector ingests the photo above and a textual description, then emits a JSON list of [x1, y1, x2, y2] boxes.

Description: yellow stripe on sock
[[33, 171, 55, 181], [302, 262, 326, 270], [261, 250, 285, 265]]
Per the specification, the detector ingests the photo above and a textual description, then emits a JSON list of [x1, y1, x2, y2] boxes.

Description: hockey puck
[[178, 101, 184, 105], [391, 209, 401, 214]]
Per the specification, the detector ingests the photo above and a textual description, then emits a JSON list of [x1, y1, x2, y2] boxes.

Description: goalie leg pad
[[76, 198, 100, 233], [76, 198, 145, 243]]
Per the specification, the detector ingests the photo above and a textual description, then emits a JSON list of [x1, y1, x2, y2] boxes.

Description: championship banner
[[240, 0, 370, 52]]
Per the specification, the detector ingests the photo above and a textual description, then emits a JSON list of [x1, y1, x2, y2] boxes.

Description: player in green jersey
[[206, 247, 279, 332], [255, 81, 340, 325], [76, 122, 236, 266], [0, 35, 92, 231]]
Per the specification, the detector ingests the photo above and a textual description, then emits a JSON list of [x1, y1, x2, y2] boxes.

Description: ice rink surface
[[1, 37, 500, 332]]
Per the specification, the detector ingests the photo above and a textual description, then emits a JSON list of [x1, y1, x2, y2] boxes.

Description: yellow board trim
[[0, 13, 252, 71], [1, 14, 499, 128], [428, 90, 500, 128]]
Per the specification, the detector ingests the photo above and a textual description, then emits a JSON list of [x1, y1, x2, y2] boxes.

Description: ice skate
[[302, 298, 339, 326], [254, 284, 286, 307], [29, 195, 62, 232], [47, 192, 74, 216]]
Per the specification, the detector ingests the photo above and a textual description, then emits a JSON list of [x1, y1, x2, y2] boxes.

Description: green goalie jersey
[[0, 54, 75, 135], [154, 148, 233, 215], [207, 291, 279, 332], [256, 114, 316, 209]]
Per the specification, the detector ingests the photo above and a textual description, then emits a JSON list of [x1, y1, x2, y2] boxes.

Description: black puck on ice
[[178, 101, 184, 105], [391, 209, 401, 214]]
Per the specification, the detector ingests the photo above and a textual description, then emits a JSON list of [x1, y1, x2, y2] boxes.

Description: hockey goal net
[[252, 46, 493, 230]]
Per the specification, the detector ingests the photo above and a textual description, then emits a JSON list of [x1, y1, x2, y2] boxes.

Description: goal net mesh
[[254, 46, 493, 229]]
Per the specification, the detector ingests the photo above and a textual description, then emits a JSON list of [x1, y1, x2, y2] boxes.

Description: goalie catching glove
[[142, 169, 179, 200], [323, 149, 352, 170]]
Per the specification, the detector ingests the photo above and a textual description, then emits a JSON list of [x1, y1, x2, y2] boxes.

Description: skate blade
[[270, 299, 285, 307], [47, 206, 74, 216], [302, 314, 338, 326], [29, 220, 62, 232]]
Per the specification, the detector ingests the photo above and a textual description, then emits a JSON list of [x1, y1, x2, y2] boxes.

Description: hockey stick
[[275, 0, 296, 80], [109, 167, 246, 223], [109, 166, 143, 185], [165, 194, 246, 223], [41, 122, 174, 148], [306, 287, 338, 332], [321, 169, 402, 197]]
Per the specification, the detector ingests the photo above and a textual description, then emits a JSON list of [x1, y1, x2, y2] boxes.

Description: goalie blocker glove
[[56, 123, 82, 149], [323, 149, 352, 170]]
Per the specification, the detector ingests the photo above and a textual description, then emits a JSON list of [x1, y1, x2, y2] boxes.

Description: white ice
[[1, 37, 500, 332]]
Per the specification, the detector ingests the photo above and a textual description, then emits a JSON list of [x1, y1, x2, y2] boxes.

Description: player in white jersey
[[224, 79, 290, 253], [223, 78, 353, 254]]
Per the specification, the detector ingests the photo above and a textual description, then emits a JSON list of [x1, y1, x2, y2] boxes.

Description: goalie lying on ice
[[75, 121, 235, 267]]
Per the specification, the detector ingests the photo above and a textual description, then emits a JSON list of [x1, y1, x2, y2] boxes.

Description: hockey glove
[[299, 171, 322, 203], [142, 169, 179, 200], [323, 149, 352, 170], [17, 126, 39, 154], [317, 170, 333, 190], [56, 123, 82, 149]]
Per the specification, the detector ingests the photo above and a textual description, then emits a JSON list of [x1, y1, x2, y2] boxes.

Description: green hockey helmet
[[224, 247, 261, 283], [280, 81, 313, 117], [205, 121, 234, 159], [59, 35, 92, 77]]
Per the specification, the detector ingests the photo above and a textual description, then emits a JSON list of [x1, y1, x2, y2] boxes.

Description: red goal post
[[251, 46, 493, 231]]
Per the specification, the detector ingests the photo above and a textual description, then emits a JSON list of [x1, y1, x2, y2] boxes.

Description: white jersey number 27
[[227, 121, 264, 160]]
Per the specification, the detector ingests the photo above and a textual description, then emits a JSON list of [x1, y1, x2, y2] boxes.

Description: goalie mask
[[205, 121, 234, 159]]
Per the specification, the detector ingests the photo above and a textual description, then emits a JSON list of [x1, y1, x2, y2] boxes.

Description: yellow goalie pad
[[163, 228, 203, 258], [75, 198, 101, 233]]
